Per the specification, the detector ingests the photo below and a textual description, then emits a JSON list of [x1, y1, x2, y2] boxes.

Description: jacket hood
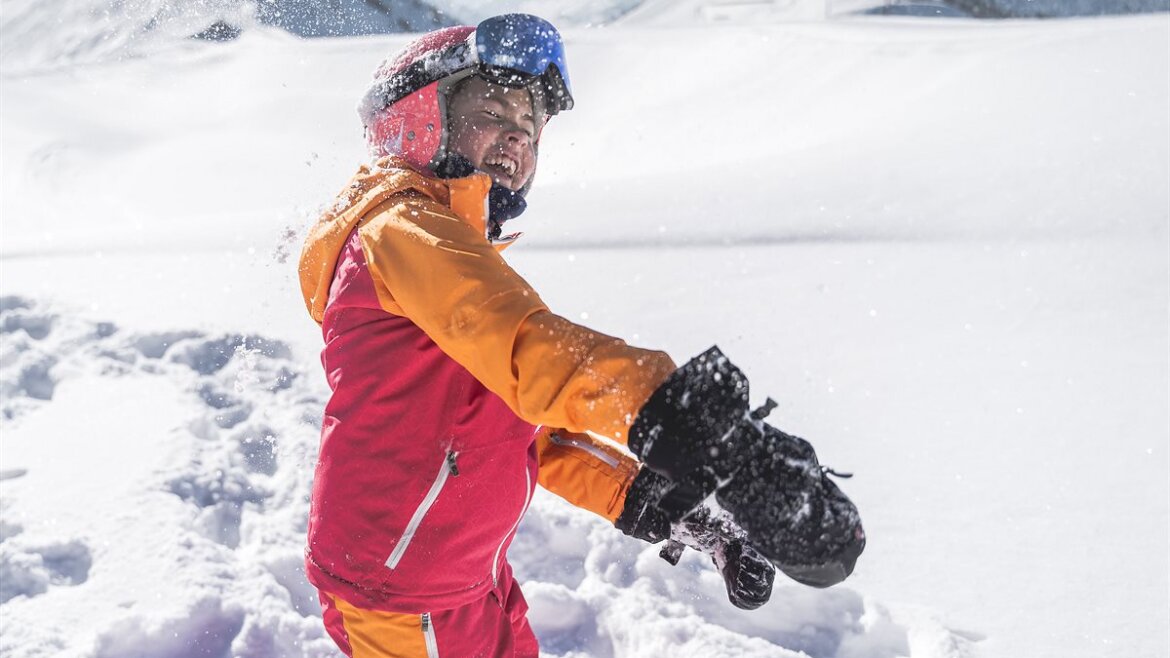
[[299, 156, 501, 325]]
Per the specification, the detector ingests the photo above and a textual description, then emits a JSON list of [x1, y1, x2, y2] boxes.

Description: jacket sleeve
[[535, 427, 639, 522], [357, 193, 677, 443]]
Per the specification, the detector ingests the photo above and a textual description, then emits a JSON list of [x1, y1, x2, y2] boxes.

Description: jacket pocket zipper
[[421, 612, 440, 658], [385, 451, 459, 570], [491, 464, 532, 588], [548, 432, 619, 467]]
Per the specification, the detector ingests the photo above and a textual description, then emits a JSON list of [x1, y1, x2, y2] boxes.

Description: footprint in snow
[[0, 295, 120, 418], [166, 462, 270, 550], [0, 538, 93, 604]]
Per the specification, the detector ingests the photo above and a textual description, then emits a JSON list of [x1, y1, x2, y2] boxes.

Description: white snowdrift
[[1, 9, 1167, 658], [0, 297, 938, 658]]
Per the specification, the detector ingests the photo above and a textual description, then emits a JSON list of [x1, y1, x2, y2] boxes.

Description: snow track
[[0, 296, 335, 658], [0, 296, 977, 657]]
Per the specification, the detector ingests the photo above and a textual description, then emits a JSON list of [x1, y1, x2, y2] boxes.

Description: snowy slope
[[0, 0, 639, 75], [1, 9, 1168, 658]]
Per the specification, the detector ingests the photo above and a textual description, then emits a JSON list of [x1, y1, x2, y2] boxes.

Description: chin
[[494, 176, 521, 191]]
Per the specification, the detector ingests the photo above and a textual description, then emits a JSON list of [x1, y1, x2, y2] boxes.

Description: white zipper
[[491, 465, 532, 588], [421, 612, 440, 658], [548, 432, 619, 467], [385, 451, 458, 569]]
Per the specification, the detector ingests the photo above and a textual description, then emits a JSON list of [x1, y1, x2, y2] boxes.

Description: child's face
[[447, 76, 541, 192]]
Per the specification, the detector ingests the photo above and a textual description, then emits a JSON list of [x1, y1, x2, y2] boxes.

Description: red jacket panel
[[307, 230, 537, 612]]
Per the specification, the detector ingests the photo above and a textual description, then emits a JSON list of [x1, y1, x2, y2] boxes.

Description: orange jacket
[[298, 158, 675, 601], [300, 157, 675, 446]]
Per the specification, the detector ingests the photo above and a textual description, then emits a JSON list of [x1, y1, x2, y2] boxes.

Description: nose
[[502, 125, 531, 147]]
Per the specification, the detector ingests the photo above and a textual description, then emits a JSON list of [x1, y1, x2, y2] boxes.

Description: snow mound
[[516, 495, 981, 658], [0, 0, 653, 75], [0, 0, 251, 74], [0, 296, 978, 657], [0, 0, 451, 75]]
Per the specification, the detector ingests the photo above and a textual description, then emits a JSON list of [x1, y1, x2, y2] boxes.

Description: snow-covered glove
[[616, 466, 775, 610], [627, 346, 866, 588]]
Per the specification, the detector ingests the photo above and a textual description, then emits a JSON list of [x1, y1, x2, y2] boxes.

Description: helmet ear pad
[[366, 80, 445, 171]]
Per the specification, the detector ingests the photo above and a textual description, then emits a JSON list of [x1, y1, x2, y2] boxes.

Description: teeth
[[484, 154, 516, 176]]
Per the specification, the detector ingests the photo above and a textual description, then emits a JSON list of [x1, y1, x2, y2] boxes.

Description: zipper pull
[[446, 451, 460, 477], [421, 612, 430, 632]]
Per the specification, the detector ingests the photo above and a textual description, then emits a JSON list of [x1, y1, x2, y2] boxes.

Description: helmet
[[358, 14, 574, 174]]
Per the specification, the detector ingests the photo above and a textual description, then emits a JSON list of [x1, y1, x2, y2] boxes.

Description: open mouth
[[482, 152, 518, 178]]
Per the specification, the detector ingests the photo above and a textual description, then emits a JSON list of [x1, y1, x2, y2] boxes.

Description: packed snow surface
[[1, 8, 1167, 658]]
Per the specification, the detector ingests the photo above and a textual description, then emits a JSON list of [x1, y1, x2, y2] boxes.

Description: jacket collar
[[375, 156, 523, 249]]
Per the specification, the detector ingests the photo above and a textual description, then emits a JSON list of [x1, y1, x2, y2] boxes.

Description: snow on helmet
[[358, 14, 573, 173]]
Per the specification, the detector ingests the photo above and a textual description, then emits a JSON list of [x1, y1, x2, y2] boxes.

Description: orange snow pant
[[319, 578, 538, 658]]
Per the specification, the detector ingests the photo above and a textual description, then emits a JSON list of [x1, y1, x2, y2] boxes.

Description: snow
[[2, 6, 1168, 658]]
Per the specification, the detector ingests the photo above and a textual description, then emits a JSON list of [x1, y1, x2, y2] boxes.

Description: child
[[298, 14, 863, 657]]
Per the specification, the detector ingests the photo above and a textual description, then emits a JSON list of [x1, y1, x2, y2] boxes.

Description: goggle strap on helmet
[[378, 36, 571, 119], [381, 34, 476, 108]]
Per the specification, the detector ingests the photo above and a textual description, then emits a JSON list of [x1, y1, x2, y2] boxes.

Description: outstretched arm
[[358, 194, 676, 442]]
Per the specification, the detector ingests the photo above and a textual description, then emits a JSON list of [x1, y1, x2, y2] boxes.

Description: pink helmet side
[[357, 25, 476, 171]]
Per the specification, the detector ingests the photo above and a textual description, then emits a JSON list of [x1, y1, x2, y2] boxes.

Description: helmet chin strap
[[432, 152, 528, 237]]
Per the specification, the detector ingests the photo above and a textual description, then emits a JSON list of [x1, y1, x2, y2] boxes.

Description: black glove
[[617, 467, 775, 610], [628, 347, 865, 588], [715, 423, 865, 588]]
